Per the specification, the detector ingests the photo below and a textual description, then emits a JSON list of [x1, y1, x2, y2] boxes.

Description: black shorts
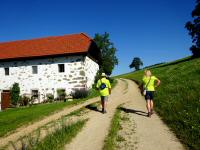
[[145, 91, 154, 100]]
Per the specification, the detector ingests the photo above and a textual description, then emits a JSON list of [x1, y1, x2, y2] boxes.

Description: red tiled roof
[[0, 33, 94, 60]]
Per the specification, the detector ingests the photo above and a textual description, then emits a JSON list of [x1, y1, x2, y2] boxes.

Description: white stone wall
[[84, 56, 99, 89], [0, 55, 99, 103]]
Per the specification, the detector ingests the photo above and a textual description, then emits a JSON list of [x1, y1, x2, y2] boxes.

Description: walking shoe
[[147, 112, 151, 117], [102, 108, 104, 113], [104, 110, 107, 114]]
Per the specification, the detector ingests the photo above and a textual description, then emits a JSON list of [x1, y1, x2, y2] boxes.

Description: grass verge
[[32, 119, 88, 150], [5, 106, 88, 150], [103, 106, 121, 150], [117, 57, 200, 150]]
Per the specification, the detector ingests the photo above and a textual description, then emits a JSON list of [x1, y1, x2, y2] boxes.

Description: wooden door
[[1, 91, 11, 110]]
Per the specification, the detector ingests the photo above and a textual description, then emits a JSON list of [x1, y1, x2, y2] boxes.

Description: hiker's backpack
[[100, 80, 107, 90]]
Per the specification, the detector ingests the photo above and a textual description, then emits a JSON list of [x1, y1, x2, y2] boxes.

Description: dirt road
[[65, 79, 129, 150], [116, 79, 185, 150], [65, 79, 184, 150]]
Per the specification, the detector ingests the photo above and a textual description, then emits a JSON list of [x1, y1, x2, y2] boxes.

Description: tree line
[[186, 0, 200, 57]]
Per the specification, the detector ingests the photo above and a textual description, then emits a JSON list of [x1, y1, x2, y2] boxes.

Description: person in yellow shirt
[[96, 73, 111, 114], [143, 70, 160, 117]]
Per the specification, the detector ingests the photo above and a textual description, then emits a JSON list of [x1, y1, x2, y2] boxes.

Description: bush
[[72, 89, 89, 99], [19, 96, 30, 106], [11, 83, 20, 106], [57, 89, 66, 100], [46, 93, 54, 103]]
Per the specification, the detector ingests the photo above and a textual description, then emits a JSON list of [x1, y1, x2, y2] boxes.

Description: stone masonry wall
[[84, 56, 99, 89], [0, 55, 98, 103]]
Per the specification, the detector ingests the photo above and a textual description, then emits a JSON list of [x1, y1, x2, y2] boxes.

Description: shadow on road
[[85, 104, 102, 113], [119, 107, 148, 117]]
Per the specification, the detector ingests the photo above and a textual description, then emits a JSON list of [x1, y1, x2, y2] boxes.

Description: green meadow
[[0, 88, 98, 137], [117, 57, 200, 150]]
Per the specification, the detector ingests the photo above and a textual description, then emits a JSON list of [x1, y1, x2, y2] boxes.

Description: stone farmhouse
[[0, 33, 101, 104]]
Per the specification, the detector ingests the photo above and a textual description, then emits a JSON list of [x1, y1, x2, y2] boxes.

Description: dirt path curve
[[65, 79, 129, 150], [118, 79, 185, 150], [65, 79, 184, 150], [0, 95, 101, 148]]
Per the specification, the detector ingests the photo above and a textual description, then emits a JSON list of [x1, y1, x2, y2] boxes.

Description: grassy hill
[[117, 56, 200, 150]]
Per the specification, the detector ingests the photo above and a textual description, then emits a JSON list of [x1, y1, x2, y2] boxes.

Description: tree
[[185, 0, 200, 57], [129, 57, 143, 71], [94, 32, 118, 75], [11, 83, 20, 106]]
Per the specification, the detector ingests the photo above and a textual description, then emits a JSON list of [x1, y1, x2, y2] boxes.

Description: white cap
[[101, 73, 106, 77]]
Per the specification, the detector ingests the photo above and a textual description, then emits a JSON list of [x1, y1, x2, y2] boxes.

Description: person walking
[[96, 73, 111, 114], [143, 70, 160, 117]]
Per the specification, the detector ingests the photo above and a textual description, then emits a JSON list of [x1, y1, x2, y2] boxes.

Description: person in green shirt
[[143, 69, 160, 117], [96, 73, 111, 114]]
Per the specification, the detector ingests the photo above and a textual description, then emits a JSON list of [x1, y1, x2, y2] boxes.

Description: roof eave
[[0, 52, 88, 62]]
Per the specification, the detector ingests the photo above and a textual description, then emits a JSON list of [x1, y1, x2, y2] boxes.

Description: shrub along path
[[65, 79, 184, 150]]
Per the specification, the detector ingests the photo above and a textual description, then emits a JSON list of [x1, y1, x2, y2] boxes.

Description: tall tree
[[129, 57, 143, 71], [94, 32, 118, 75], [185, 0, 200, 57]]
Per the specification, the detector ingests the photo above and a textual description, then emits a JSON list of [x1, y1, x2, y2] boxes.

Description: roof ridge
[[0, 35, 61, 44], [80, 32, 92, 40], [0, 33, 89, 44]]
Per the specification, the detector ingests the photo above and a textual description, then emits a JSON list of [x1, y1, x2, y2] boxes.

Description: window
[[58, 64, 65, 72], [4, 68, 9, 75], [32, 66, 38, 74], [32, 90, 39, 99]]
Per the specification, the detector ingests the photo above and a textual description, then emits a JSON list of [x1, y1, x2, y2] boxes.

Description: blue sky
[[0, 0, 195, 75]]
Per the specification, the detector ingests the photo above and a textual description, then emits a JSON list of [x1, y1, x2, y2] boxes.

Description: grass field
[[117, 57, 200, 150], [0, 88, 99, 137], [0, 79, 117, 138], [0, 100, 85, 137]]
